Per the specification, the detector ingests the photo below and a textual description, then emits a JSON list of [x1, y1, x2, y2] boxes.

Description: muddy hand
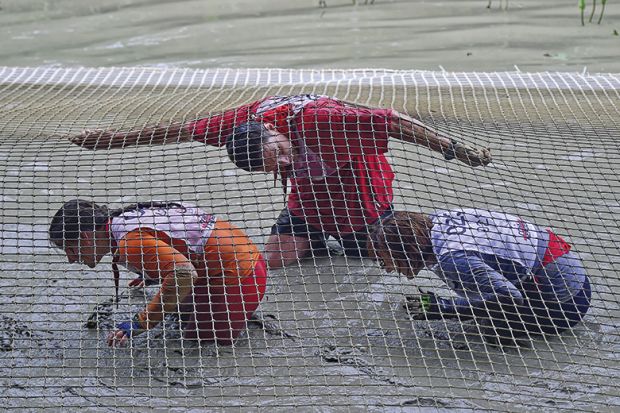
[[454, 144, 492, 167], [403, 290, 442, 320], [69, 129, 114, 150], [106, 329, 129, 348], [107, 319, 141, 347]]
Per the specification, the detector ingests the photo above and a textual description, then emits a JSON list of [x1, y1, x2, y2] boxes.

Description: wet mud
[[0, 0, 619, 408]]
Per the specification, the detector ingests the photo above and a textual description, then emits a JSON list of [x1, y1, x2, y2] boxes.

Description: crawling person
[[367, 209, 591, 344], [49, 200, 267, 347]]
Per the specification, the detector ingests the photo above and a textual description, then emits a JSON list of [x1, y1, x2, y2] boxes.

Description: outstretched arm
[[388, 111, 492, 167], [70, 122, 192, 150], [71, 101, 257, 151]]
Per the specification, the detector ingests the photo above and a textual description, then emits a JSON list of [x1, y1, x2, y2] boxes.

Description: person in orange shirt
[[49, 199, 267, 347]]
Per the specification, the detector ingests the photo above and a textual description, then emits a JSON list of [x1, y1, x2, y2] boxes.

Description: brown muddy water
[[0, 0, 619, 412]]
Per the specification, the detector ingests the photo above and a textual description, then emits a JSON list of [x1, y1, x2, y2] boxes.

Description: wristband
[[443, 139, 459, 161], [419, 292, 442, 320], [116, 314, 142, 337], [420, 294, 432, 312]]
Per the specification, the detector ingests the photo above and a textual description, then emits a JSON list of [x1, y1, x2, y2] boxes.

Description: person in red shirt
[[71, 95, 491, 268]]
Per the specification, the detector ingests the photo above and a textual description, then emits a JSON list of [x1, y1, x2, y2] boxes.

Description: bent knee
[[264, 234, 311, 269]]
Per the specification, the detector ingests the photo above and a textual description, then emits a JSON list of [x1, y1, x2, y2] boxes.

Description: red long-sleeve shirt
[[186, 96, 395, 236]]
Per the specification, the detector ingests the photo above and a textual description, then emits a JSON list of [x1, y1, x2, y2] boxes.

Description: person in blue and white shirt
[[367, 208, 591, 344]]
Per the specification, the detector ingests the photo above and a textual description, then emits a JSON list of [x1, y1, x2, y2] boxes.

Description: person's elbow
[[387, 112, 404, 135], [176, 264, 198, 282]]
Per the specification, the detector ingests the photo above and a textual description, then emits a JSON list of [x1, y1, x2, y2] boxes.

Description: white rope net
[[0, 67, 619, 411]]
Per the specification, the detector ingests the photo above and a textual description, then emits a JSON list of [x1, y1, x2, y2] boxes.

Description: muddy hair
[[49, 199, 184, 248], [226, 121, 270, 172], [368, 211, 434, 273]]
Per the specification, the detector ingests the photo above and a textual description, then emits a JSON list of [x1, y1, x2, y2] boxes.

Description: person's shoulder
[[218, 97, 270, 116], [314, 96, 341, 104], [315, 97, 393, 117], [212, 218, 243, 233], [121, 228, 158, 241], [301, 96, 342, 110]]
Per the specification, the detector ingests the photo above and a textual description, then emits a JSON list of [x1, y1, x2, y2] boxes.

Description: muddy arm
[[388, 111, 492, 167], [69, 122, 193, 150]]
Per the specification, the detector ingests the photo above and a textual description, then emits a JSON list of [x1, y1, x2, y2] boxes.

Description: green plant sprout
[[487, 0, 509, 9], [598, 0, 608, 24], [580, 0, 609, 26]]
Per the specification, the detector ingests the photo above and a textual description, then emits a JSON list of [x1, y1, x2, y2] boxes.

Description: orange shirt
[[115, 220, 261, 329]]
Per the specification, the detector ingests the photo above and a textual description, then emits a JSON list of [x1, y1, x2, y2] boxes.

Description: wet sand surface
[[1, 0, 620, 411], [1, 72, 619, 410]]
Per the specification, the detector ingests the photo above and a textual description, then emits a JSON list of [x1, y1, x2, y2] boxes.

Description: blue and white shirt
[[428, 209, 586, 314]]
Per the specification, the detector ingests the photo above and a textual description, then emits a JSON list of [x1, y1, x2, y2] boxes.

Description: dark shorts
[[270, 207, 393, 258]]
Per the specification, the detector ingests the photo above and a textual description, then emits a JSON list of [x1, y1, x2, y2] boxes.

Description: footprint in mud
[[84, 300, 115, 330], [420, 326, 472, 350], [84, 298, 125, 330], [0, 315, 32, 351], [419, 319, 534, 351], [248, 311, 299, 339], [318, 344, 408, 386], [401, 398, 449, 408], [84, 292, 131, 329], [319, 343, 367, 364]]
